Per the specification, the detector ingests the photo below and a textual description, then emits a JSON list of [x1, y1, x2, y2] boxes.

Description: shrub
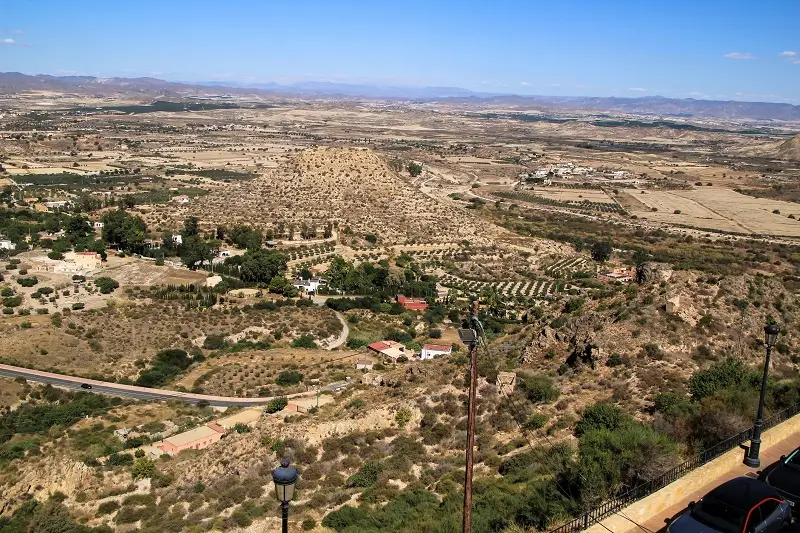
[[524, 413, 549, 430], [16, 276, 38, 287], [264, 397, 288, 414], [97, 500, 120, 515], [106, 452, 134, 467], [94, 277, 119, 294], [641, 343, 663, 359], [3, 296, 22, 307], [291, 334, 318, 349], [202, 334, 227, 350], [395, 408, 412, 428], [347, 460, 383, 488], [275, 370, 303, 386], [302, 518, 317, 531], [131, 458, 156, 479], [606, 354, 625, 367], [47, 251, 64, 260], [232, 423, 251, 433], [689, 357, 759, 400], [71, 302, 85, 310], [519, 374, 560, 404], [428, 329, 442, 339], [575, 403, 624, 436]]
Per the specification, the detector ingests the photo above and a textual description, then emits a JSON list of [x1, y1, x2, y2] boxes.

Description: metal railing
[[549, 401, 800, 533]]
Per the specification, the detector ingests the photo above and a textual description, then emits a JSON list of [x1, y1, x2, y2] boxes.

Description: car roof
[[706, 477, 782, 508]]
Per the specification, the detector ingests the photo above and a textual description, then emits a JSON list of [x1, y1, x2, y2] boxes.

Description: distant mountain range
[[1, 72, 799, 122]]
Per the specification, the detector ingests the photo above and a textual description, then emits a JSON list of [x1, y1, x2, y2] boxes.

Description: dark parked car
[[80, 383, 92, 389], [760, 447, 800, 510], [667, 477, 791, 533]]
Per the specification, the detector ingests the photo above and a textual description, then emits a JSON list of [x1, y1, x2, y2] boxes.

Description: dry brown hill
[[187, 146, 506, 244], [777, 135, 800, 160]]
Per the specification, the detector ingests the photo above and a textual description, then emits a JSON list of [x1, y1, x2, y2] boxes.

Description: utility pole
[[458, 300, 480, 533]]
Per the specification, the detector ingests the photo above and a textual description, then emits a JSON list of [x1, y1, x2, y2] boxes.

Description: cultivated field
[[630, 188, 800, 236], [532, 188, 615, 204]]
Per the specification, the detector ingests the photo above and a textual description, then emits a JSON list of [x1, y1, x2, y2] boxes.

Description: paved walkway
[[587, 415, 800, 533]]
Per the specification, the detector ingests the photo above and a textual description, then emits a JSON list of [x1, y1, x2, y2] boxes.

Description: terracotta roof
[[207, 422, 226, 434], [368, 341, 391, 351], [163, 425, 220, 447], [423, 344, 452, 352]]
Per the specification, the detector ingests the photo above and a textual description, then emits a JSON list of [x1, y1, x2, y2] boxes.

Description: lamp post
[[744, 324, 780, 468], [272, 458, 299, 533]]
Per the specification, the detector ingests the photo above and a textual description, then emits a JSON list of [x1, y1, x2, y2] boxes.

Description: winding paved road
[[0, 364, 316, 407]]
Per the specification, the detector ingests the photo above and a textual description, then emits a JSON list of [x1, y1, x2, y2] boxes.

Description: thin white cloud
[[780, 51, 797, 57], [520, 81, 531, 86], [629, 87, 646, 92], [724, 52, 755, 59], [11, 29, 23, 35], [794, 59, 800, 65], [1, 38, 16, 45]]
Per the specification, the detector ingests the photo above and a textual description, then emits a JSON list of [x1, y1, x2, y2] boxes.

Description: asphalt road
[[0, 364, 315, 407]]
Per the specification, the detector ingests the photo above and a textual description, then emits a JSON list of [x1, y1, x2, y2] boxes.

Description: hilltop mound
[[188, 147, 505, 244], [777, 135, 800, 160]]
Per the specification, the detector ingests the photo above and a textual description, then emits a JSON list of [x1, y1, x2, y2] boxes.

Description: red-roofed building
[[367, 340, 409, 362], [396, 294, 429, 311], [420, 344, 453, 360]]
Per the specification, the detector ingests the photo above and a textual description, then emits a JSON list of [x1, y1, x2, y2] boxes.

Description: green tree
[[182, 216, 199, 238], [406, 162, 423, 177], [239, 249, 288, 283], [131, 458, 156, 479], [179, 236, 211, 270], [632, 249, 651, 283], [101, 210, 146, 252], [93, 277, 119, 294], [591, 241, 613, 262], [66, 215, 92, 244]]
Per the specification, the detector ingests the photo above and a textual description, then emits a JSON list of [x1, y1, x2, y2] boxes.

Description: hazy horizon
[[2, 0, 799, 103]]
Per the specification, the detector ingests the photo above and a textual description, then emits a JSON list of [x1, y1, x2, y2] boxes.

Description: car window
[[692, 497, 746, 533], [785, 449, 800, 468], [745, 500, 780, 533]]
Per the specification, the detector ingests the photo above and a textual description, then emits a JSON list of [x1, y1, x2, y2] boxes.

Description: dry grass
[[0, 302, 342, 381]]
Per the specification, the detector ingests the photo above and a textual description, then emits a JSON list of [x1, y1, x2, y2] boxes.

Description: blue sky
[[2, 0, 798, 103]]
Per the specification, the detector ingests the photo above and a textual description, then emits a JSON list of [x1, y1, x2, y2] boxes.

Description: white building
[[93, 221, 104, 229], [172, 234, 183, 245], [419, 344, 453, 360], [0, 240, 16, 251], [293, 278, 326, 294]]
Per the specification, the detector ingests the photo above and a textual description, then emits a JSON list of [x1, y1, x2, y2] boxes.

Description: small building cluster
[[365, 340, 453, 364], [597, 267, 634, 284], [396, 294, 428, 311]]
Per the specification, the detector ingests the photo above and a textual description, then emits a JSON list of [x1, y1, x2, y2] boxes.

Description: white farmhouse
[[419, 344, 452, 360]]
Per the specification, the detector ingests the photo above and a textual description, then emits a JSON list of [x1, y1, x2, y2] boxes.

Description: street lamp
[[272, 458, 299, 533], [744, 324, 780, 468]]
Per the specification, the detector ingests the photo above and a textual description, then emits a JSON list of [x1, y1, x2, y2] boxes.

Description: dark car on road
[[80, 383, 92, 389], [667, 477, 791, 533], [760, 447, 800, 511]]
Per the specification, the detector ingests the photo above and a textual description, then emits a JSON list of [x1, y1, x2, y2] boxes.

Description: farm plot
[[533, 188, 616, 204], [545, 257, 589, 277], [630, 188, 800, 236], [495, 190, 625, 214]]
